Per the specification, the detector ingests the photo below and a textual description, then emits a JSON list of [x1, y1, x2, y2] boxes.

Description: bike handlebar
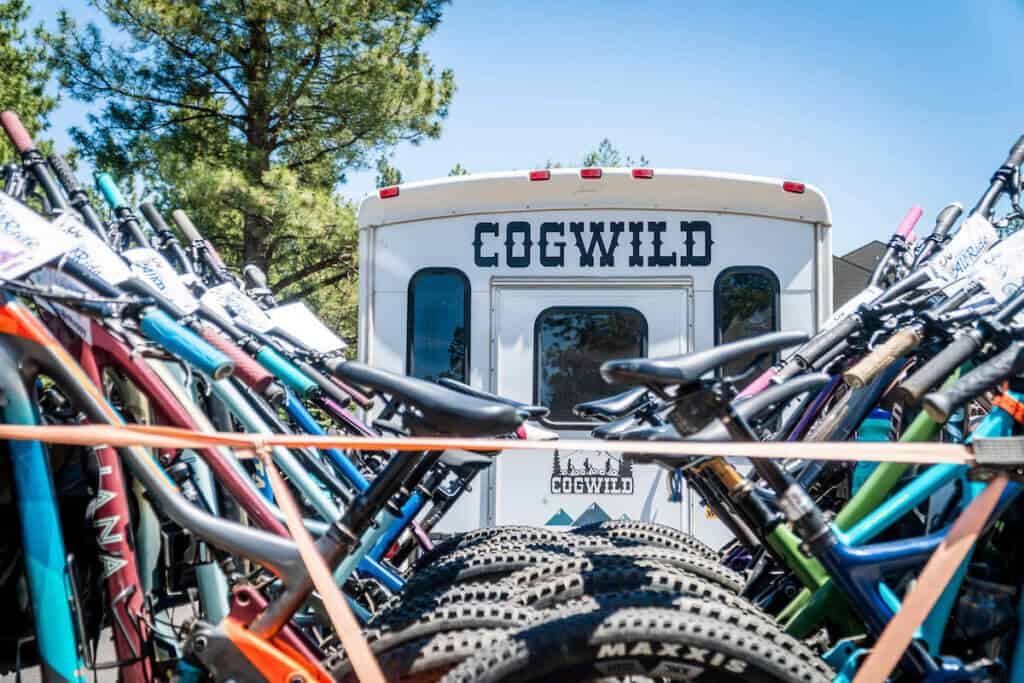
[[138, 308, 233, 380], [0, 111, 33, 153], [198, 323, 277, 395], [844, 326, 922, 389], [95, 172, 127, 209], [923, 340, 1024, 423], [256, 345, 318, 397], [896, 206, 923, 238], [893, 331, 981, 405]]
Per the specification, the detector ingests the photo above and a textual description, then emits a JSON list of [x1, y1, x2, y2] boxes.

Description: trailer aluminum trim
[[359, 168, 832, 229]]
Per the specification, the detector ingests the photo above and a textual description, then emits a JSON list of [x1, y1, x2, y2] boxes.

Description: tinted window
[[407, 268, 469, 382], [535, 307, 647, 425], [715, 267, 780, 383]]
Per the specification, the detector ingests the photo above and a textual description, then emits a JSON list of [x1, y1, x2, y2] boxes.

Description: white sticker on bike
[[0, 193, 71, 279], [968, 228, 1024, 302], [122, 247, 200, 314], [926, 214, 998, 284], [52, 214, 133, 285], [822, 285, 883, 330], [266, 302, 346, 353], [200, 282, 275, 333]]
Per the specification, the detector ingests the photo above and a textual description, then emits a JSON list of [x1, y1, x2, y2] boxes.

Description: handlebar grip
[[256, 345, 317, 397], [896, 206, 923, 238], [47, 153, 82, 192], [892, 332, 982, 405], [1006, 134, 1024, 168], [140, 202, 172, 235], [198, 324, 275, 393], [95, 172, 127, 209], [844, 326, 922, 389], [170, 209, 203, 242], [737, 367, 776, 398], [138, 309, 234, 380], [923, 341, 1024, 423], [932, 203, 964, 241], [0, 111, 34, 153], [796, 315, 862, 368]]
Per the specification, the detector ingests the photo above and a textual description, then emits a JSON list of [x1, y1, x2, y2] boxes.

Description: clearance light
[[529, 170, 551, 181], [379, 186, 400, 199], [632, 168, 654, 179], [783, 181, 805, 194], [580, 168, 602, 179]]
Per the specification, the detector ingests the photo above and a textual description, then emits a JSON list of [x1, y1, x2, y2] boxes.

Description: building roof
[[358, 168, 832, 229], [832, 240, 887, 308], [840, 240, 887, 271]]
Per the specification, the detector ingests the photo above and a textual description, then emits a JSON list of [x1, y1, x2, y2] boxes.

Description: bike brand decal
[[123, 247, 201, 314], [595, 641, 748, 674], [473, 220, 713, 268], [93, 465, 129, 579], [550, 450, 634, 495]]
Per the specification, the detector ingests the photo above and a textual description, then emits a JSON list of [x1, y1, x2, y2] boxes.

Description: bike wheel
[[441, 601, 833, 683], [570, 520, 719, 559]]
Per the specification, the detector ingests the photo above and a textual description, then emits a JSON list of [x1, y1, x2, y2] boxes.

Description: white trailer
[[357, 167, 832, 547]]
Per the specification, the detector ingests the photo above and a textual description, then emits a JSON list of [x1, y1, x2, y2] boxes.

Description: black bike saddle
[[575, 387, 650, 421], [438, 377, 549, 419], [326, 360, 527, 437], [600, 331, 809, 388]]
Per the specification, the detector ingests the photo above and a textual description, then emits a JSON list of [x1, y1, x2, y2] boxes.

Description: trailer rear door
[[485, 277, 731, 545]]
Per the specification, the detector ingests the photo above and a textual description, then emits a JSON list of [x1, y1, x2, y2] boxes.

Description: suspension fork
[[73, 341, 153, 682], [0, 343, 86, 683]]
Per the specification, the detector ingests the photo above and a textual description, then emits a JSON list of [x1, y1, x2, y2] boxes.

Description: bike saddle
[[574, 387, 651, 421], [325, 360, 527, 437], [440, 450, 496, 471], [591, 414, 643, 439], [690, 373, 831, 442], [600, 331, 810, 388], [603, 422, 678, 442], [438, 377, 549, 419]]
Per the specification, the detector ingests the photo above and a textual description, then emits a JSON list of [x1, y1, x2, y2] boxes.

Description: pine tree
[[46, 0, 454, 340], [0, 0, 58, 163]]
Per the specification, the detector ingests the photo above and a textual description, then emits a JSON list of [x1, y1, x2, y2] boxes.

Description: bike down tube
[[69, 336, 153, 681]]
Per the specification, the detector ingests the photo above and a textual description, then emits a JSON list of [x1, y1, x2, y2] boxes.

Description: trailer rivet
[[288, 674, 306, 683]]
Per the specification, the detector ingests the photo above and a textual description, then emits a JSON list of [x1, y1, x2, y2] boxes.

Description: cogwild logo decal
[[551, 449, 634, 495]]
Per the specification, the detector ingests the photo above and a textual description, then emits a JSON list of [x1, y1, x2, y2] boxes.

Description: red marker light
[[632, 168, 654, 179], [580, 168, 602, 179], [529, 170, 551, 181], [782, 181, 805, 194], [379, 186, 400, 199]]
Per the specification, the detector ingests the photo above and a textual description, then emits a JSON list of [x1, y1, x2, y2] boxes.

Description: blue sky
[[28, 1, 1024, 253]]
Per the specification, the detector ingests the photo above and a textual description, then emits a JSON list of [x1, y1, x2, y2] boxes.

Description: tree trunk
[[242, 12, 274, 273]]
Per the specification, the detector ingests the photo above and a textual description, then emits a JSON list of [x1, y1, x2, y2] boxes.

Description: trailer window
[[534, 307, 648, 426], [407, 268, 470, 383], [715, 267, 780, 384]]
